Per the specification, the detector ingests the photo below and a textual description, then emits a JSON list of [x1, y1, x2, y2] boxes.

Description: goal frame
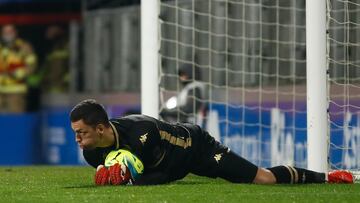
[[142, 0, 329, 172], [306, 0, 328, 172]]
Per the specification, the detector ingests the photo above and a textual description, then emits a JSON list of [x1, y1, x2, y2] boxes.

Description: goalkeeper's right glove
[[95, 165, 110, 185]]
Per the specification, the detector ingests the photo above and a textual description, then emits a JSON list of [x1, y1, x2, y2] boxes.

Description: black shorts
[[184, 124, 258, 183]]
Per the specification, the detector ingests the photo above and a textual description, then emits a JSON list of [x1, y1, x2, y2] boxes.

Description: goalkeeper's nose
[[75, 134, 81, 143]]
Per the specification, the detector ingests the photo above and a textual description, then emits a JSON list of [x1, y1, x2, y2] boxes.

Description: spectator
[[41, 25, 70, 93], [160, 64, 208, 125], [0, 24, 37, 113]]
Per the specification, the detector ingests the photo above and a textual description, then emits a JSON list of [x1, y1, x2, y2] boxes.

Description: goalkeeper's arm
[[133, 172, 170, 185]]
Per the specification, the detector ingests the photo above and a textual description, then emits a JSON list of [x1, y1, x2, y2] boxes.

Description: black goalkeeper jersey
[[83, 114, 260, 184], [83, 114, 206, 184]]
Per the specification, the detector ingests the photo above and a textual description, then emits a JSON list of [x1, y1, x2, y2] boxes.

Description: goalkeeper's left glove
[[108, 163, 132, 185], [95, 164, 131, 186]]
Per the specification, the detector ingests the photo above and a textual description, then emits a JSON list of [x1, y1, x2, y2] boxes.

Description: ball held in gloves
[[104, 149, 144, 181]]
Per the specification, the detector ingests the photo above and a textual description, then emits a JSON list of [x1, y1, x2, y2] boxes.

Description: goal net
[[327, 0, 360, 170], [158, 0, 360, 170]]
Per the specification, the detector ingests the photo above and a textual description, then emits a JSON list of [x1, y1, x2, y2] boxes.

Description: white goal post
[[306, 0, 328, 172], [141, 0, 159, 118]]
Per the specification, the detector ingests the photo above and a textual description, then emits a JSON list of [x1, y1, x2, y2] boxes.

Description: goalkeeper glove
[[95, 165, 110, 186], [109, 163, 132, 185], [94, 164, 131, 186]]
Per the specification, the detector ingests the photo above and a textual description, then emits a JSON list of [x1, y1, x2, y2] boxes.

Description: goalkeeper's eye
[[75, 130, 87, 138]]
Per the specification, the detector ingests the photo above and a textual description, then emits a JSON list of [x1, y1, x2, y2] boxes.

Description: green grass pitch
[[1, 166, 359, 203]]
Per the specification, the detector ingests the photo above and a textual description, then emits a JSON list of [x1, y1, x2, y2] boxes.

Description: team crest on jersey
[[139, 133, 148, 145], [214, 153, 223, 163]]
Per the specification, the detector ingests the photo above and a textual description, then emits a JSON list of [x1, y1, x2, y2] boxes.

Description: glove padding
[[95, 165, 110, 186], [94, 164, 131, 186], [109, 163, 132, 185]]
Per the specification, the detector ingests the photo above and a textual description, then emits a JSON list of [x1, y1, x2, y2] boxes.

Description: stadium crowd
[[0, 24, 70, 113]]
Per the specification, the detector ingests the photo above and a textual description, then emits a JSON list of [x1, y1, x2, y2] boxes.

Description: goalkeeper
[[70, 99, 354, 185]]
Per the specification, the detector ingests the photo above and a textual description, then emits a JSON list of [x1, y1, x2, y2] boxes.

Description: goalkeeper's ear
[[95, 124, 106, 136]]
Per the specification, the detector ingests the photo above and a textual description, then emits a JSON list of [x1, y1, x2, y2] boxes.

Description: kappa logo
[[214, 153, 223, 163], [139, 133, 148, 145]]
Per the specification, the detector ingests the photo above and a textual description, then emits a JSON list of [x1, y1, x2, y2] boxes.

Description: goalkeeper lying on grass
[[70, 99, 354, 185]]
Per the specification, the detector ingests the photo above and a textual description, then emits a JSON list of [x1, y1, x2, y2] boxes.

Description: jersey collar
[[109, 121, 120, 149]]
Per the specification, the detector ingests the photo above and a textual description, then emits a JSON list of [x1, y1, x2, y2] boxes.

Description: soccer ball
[[104, 149, 144, 182]]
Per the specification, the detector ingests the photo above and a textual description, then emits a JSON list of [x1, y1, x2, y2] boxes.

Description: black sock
[[294, 167, 326, 183], [267, 165, 326, 184]]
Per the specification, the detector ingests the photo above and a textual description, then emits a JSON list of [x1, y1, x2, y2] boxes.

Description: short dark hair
[[70, 99, 110, 128]]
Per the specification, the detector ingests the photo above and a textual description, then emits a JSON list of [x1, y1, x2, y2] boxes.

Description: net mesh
[[159, 0, 360, 169], [327, 0, 360, 170]]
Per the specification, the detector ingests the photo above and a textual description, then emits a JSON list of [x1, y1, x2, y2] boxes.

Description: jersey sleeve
[[82, 148, 106, 168], [133, 171, 170, 185]]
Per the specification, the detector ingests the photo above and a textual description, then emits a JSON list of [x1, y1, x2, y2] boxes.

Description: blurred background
[[0, 0, 142, 165]]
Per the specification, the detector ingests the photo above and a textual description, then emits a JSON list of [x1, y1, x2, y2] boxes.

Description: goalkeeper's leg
[[263, 166, 325, 184], [195, 149, 325, 184], [189, 126, 354, 184], [264, 166, 354, 184], [190, 140, 353, 184]]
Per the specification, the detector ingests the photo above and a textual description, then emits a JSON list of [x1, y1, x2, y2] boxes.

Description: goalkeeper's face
[[71, 119, 102, 150]]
